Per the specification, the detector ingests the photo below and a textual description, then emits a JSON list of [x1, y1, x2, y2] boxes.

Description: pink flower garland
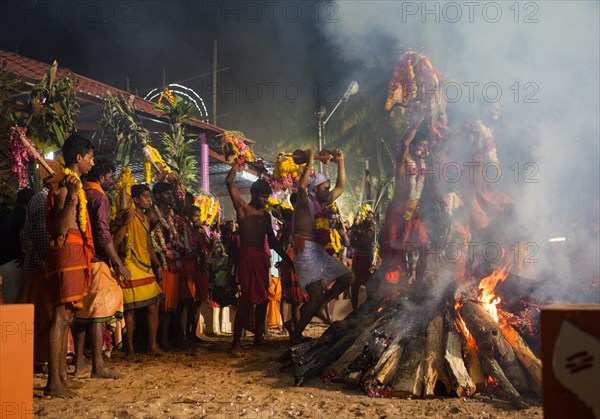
[[9, 126, 36, 188]]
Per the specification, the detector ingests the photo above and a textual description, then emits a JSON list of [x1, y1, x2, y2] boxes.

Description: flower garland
[[63, 167, 88, 233], [326, 229, 342, 255], [111, 167, 137, 220], [270, 153, 306, 192], [385, 51, 447, 141], [151, 205, 178, 270], [385, 51, 441, 111], [9, 126, 36, 188], [157, 88, 175, 107], [194, 195, 222, 226], [264, 196, 294, 222], [220, 131, 255, 163], [443, 192, 464, 217], [403, 154, 427, 220], [356, 203, 373, 222], [142, 145, 171, 184], [310, 195, 341, 254]]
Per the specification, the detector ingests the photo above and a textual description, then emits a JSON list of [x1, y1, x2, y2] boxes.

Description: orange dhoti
[[266, 276, 282, 330], [159, 253, 179, 312]]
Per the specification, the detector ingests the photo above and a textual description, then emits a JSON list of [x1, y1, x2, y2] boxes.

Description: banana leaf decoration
[[25, 61, 78, 151], [100, 92, 150, 165]]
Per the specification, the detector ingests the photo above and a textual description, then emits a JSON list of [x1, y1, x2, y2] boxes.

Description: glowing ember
[[486, 376, 499, 390], [478, 265, 511, 323], [376, 306, 384, 313]]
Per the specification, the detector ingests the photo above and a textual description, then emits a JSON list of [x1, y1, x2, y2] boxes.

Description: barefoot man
[[45, 134, 95, 397], [72, 158, 130, 379], [377, 105, 432, 297], [226, 160, 293, 356], [113, 184, 164, 359], [291, 149, 354, 344]]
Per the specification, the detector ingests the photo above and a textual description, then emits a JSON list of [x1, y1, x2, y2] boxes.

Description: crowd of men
[[0, 133, 381, 398]]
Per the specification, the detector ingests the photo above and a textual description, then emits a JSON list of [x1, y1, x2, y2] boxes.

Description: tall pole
[[199, 133, 209, 192], [212, 39, 218, 126], [316, 105, 326, 172]]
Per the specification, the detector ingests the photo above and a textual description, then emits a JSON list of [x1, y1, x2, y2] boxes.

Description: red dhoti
[[46, 229, 91, 309], [193, 264, 209, 304], [178, 258, 197, 304], [379, 207, 429, 284], [237, 246, 270, 304]]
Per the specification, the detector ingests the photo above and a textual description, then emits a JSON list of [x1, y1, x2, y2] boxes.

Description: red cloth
[[159, 253, 179, 312], [379, 206, 429, 284], [24, 270, 52, 364], [46, 229, 91, 309], [193, 266, 209, 304], [178, 258, 197, 303], [281, 248, 307, 305], [352, 251, 373, 287], [237, 245, 270, 304]]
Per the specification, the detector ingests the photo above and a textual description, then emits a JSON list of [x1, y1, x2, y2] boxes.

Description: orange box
[[541, 304, 600, 419], [0, 304, 34, 419]]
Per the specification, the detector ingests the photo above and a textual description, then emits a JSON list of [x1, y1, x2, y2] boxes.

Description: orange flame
[[478, 265, 511, 323]]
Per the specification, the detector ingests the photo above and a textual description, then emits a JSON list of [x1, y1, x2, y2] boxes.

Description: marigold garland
[[142, 145, 172, 183], [356, 203, 373, 222], [63, 167, 88, 233], [112, 167, 137, 220], [194, 195, 222, 226], [326, 229, 342, 254]]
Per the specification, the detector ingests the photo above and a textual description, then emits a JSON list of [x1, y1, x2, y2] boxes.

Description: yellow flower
[[63, 168, 87, 233]]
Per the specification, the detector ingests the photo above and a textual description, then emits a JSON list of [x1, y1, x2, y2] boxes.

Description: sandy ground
[[33, 322, 543, 419]]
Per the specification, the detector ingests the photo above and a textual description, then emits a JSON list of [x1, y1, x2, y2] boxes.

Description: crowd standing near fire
[[0, 50, 548, 400]]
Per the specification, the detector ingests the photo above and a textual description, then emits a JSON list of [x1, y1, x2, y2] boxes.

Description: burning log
[[459, 301, 528, 407], [501, 323, 543, 395], [361, 333, 404, 392], [325, 317, 384, 378], [463, 337, 486, 392], [422, 314, 452, 397], [480, 357, 528, 409], [391, 336, 425, 397], [295, 330, 359, 386], [444, 329, 476, 397]]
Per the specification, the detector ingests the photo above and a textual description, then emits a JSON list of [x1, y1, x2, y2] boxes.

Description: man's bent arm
[[226, 161, 244, 212]]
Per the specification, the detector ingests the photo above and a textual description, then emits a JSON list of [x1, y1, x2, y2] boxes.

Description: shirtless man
[[377, 105, 432, 296], [45, 134, 95, 397], [291, 149, 354, 344], [226, 160, 292, 355]]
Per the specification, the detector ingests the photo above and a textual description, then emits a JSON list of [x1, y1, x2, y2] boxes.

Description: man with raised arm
[[377, 105, 431, 296], [226, 160, 293, 356], [291, 149, 354, 344]]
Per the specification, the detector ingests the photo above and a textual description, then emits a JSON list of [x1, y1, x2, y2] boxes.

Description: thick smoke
[[319, 1, 600, 303]]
